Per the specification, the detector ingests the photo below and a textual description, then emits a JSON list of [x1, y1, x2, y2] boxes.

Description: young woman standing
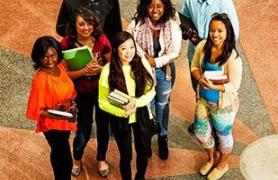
[[191, 13, 242, 180], [26, 36, 77, 180], [61, 7, 112, 177], [98, 31, 155, 180]]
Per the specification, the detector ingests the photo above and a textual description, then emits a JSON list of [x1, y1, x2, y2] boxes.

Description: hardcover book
[[108, 89, 130, 107], [63, 46, 92, 70]]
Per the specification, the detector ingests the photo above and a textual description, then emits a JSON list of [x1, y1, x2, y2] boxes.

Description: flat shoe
[[71, 162, 82, 176], [97, 161, 110, 177], [200, 161, 213, 176], [207, 164, 229, 180]]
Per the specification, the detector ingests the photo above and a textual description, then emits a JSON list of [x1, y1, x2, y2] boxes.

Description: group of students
[[25, 0, 242, 180]]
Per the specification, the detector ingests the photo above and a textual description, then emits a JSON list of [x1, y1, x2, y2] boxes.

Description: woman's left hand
[[122, 99, 136, 116], [205, 78, 216, 90]]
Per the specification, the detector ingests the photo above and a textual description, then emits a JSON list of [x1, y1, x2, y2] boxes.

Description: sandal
[[199, 161, 214, 176], [71, 161, 82, 176], [97, 161, 110, 177]]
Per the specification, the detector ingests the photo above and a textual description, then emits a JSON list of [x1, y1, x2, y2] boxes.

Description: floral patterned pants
[[194, 98, 238, 153]]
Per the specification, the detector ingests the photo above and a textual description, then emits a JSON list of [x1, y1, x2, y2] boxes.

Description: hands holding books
[[122, 99, 136, 116], [82, 60, 103, 75], [198, 71, 228, 91]]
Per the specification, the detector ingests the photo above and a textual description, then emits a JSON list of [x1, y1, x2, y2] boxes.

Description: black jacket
[[56, 0, 122, 41]]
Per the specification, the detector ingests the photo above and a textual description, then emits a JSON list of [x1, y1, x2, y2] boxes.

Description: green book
[[63, 46, 92, 70]]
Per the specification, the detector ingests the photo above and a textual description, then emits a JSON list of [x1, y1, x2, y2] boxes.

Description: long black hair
[[67, 6, 102, 48], [134, 0, 175, 24], [204, 13, 238, 66], [31, 36, 63, 70], [109, 31, 154, 97]]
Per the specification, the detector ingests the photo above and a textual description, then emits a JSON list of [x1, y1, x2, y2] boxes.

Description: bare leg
[[215, 152, 229, 169], [206, 147, 215, 163], [199, 147, 215, 175]]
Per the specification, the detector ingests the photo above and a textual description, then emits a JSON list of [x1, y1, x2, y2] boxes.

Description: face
[[147, 0, 165, 23], [75, 15, 94, 39], [209, 20, 227, 47], [40, 47, 58, 69], [117, 38, 136, 65]]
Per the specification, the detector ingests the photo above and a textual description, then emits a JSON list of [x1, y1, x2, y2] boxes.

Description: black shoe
[[188, 123, 195, 135], [158, 135, 169, 160]]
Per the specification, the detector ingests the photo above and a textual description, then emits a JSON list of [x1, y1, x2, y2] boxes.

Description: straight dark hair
[[109, 31, 154, 97], [31, 36, 63, 70], [204, 13, 238, 66], [134, 0, 175, 24]]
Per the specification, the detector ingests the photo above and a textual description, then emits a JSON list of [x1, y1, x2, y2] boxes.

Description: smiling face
[[118, 38, 136, 65], [75, 15, 94, 39], [40, 47, 58, 69], [209, 20, 227, 48], [147, 0, 165, 24]]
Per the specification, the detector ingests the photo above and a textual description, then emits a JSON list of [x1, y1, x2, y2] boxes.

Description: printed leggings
[[194, 98, 238, 153]]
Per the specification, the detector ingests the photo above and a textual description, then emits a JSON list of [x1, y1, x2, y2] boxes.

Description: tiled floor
[[0, 0, 277, 179]]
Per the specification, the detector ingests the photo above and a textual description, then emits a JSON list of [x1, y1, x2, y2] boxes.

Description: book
[[63, 45, 93, 70], [108, 89, 130, 107], [204, 71, 228, 84], [47, 109, 73, 118]]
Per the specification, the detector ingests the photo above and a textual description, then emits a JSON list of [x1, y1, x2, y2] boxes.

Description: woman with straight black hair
[[191, 13, 242, 180], [99, 31, 155, 180]]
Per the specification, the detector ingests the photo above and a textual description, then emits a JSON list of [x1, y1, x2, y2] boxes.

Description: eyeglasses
[[41, 54, 56, 62], [211, 12, 228, 19]]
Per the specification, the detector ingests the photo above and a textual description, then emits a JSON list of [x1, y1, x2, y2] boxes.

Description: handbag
[[150, 113, 160, 137]]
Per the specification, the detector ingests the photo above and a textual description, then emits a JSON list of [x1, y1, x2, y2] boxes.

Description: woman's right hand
[[199, 78, 209, 89], [82, 60, 103, 75]]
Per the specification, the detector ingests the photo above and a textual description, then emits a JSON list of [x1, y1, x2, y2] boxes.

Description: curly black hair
[[134, 0, 175, 24]]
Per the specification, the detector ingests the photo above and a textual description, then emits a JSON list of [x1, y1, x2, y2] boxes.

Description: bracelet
[[197, 78, 202, 84]]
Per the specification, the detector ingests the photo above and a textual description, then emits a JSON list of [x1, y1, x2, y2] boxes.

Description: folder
[[63, 46, 92, 70]]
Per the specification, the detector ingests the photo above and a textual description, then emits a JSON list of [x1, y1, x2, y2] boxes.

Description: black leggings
[[111, 122, 148, 180], [43, 130, 72, 180]]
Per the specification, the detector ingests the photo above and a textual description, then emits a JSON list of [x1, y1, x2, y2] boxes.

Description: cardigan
[[191, 40, 242, 109]]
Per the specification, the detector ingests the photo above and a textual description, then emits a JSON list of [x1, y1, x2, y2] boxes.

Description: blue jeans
[[153, 68, 173, 136]]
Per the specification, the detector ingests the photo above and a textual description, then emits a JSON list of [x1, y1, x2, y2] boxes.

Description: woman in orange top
[[26, 36, 77, 180]]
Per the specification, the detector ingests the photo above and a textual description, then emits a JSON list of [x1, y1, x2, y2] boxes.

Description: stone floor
[[0, 0, 277, 179]]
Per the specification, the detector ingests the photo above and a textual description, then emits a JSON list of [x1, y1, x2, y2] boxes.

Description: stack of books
[[108, 89, 130, 107], [204, 71, 228, 84], [63, 46, 92, 70]]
